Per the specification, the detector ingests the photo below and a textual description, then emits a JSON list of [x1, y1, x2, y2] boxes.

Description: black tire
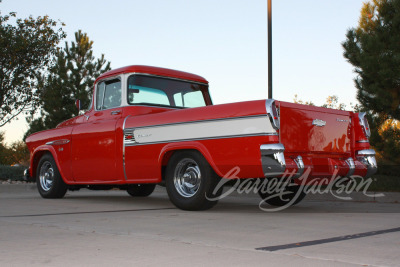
[[165, 151, 221, 211], [127, 184, 156, 197], [36, 153, 68, 199], [258, 184, 306, 207]]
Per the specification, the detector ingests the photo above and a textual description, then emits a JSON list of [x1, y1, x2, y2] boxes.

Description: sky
[[1, 0, 365, 144]]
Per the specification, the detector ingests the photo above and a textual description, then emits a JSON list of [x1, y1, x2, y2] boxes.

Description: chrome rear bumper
[[357, 149, 378, 177], [260, 144, 286, 177]]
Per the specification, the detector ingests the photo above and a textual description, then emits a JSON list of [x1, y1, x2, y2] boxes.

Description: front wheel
[[165, 151, 221, 211], [36, 154, 68, 198]]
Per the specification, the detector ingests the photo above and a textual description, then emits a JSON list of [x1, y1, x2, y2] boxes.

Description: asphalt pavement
[[0, 184, 399, 266]]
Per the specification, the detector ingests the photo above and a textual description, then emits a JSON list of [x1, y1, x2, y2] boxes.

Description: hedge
[[0, 165, 26, 181]]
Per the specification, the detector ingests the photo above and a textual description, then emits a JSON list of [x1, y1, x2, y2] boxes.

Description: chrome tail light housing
[[358, 112, 371, 138], [266, 99, 280, 130]]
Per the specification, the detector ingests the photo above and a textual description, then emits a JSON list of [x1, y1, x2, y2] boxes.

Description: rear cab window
[[127, 75, 209, 108]]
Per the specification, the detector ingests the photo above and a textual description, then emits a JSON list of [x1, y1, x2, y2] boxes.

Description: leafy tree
[[0, 132, 30, 165], [7, 140, 30, 165], [321, 95, 347, 110], [25, 30, 111, 138], [293, 94, 315, 106], [293, 94, 347, 110], [342, 0, 400, 120], [0, 10, 65, 127], [0, 132, 11, 165]]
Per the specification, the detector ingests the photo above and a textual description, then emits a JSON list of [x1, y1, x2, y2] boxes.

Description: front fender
[[30, 145, 68, 184], [158, 141, 224, 177]]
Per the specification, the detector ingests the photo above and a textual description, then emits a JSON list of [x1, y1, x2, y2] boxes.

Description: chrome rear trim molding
[[260, 143, 286, 178], [345, 157, 355, 177], [293, 155, 305, 179], [122, 115, 131, 181]]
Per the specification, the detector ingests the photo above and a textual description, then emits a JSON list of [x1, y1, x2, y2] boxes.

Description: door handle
[[110, 110, 121, 115]]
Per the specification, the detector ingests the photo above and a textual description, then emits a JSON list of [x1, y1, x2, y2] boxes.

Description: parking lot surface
[[0, 184, 399, 266]]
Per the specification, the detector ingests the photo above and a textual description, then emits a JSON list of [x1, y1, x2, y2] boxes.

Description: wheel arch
[[30, 146, 68, 183], [158, 142, 224, 180]]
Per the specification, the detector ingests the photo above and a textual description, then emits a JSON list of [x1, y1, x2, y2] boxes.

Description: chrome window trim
[[126, 73, 210, 108], [94, 76, 122, 112]]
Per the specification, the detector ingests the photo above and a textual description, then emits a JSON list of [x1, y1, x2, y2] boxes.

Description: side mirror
[[75, 99, 81, 112]]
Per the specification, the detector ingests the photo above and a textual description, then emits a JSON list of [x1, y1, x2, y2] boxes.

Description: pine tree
[[342, 0, 400, 120], [25, 30, 111, 138]]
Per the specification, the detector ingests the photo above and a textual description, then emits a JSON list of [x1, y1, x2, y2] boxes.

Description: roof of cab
[[95, 65, 208, 84]]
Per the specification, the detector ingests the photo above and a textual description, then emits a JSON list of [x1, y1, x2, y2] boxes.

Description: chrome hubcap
[[174, 158, 201, 198], [39, 162, 54, 191]]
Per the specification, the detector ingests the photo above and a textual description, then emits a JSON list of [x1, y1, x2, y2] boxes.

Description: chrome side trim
[[260, 144, 286, 177], [125, 133, 277, 147], [129, 115, 276, 145], [125, 114, 268, 130], [345, 157, 355, 177], [265, 99, 280, 130], [356, 140, 369, 143], [122, 115, 131, 181], [46, 139, 70, 145]]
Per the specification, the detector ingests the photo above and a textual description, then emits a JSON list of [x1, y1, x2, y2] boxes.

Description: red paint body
[[26, 65, 375, 185]]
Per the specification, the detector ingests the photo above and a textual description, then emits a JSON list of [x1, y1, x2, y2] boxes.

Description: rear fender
[[158, 142, 223, 178]]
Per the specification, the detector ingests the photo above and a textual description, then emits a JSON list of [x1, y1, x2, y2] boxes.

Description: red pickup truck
[[25, 65, 377, 210]]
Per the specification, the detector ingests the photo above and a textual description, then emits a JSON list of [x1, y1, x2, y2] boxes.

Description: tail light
[[266, 99, 280, 130], [358, 112, 371, 138]]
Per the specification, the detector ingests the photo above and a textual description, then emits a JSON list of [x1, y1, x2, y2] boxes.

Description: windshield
[[127, 75, 209, 108]]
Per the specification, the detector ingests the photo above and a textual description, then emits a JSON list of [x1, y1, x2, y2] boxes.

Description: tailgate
[[278, 101, 352, 155]]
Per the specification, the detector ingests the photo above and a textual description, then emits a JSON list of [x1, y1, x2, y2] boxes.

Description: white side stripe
[[128, 116, 276, 145]]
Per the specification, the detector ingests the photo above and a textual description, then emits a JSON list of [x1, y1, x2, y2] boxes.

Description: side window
[[96, 79, 121, 110], [96, 82, 105, 110]]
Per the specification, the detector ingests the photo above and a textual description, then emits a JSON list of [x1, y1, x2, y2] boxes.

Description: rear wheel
[[166, 151, 221, 211], [36, 154, 68, 198], [127, 184, 156, 197]]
